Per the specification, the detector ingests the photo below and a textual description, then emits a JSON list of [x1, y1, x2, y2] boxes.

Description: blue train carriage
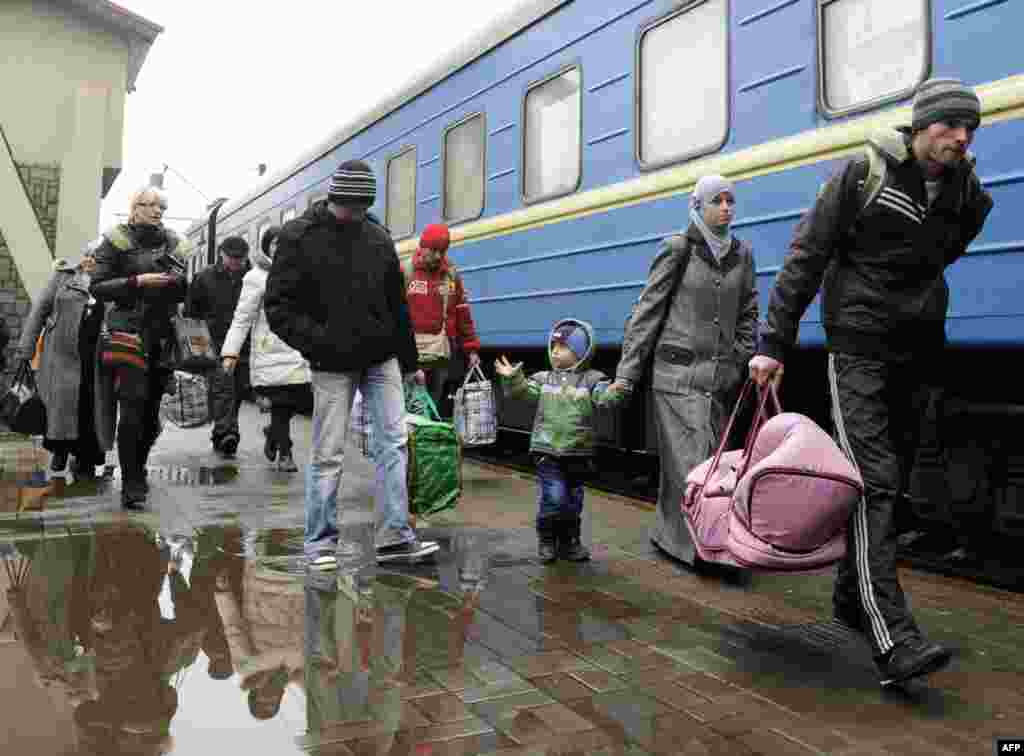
[[186, 0, 1024, 542]]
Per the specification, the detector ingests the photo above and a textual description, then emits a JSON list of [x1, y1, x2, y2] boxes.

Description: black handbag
[[170, 316, 218, 373], [0, 361, 47, 436]]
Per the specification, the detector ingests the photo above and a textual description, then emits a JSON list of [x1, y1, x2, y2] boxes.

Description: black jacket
[[759, 128, 993, 362], [264, 201, 418, 374], [90, 224, 188, 344], [185, 261, 248, 349]]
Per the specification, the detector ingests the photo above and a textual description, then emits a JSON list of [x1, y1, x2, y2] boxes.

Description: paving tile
[[681, 692, 760, 724], [673, 672, 742, 700], [524, 702, 598, 735], [768, 721, 858, 754], [568, 668, 629, 694], [470, 690, 558, 729], [651, 644, 737, 675], [639, 715, 753, 756], [528, 673, 595, 702], [405, 714, 496, 745], [503, 649, 597, 677], [633, 679, 709, 712], [738, 727, 821, 756], [410, 693, 476, 724]]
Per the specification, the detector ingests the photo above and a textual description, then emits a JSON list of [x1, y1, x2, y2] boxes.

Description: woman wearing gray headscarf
[[607, 175, 759, 564], [16, 239, 106, 477]]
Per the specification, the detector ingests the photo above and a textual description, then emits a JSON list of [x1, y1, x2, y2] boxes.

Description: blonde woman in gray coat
[[607, 176, 759, 564], [16, 241, 105, 477]]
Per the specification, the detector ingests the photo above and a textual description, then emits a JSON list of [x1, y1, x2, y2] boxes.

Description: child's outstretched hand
[[494, 355, 522, 377]]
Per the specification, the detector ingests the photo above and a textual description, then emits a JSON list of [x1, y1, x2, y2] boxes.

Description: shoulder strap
[[860, 141, 887, 213], [664, 234, 692, 309]]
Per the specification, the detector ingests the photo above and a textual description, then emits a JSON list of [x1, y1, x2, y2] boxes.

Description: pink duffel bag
[[683, 381, 863, 572]]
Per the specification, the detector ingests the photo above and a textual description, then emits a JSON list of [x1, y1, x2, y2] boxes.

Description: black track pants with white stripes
[[828, 352, 930, 657]]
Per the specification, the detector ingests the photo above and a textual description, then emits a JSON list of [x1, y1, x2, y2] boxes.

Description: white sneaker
[[310, 553, 338, 571]]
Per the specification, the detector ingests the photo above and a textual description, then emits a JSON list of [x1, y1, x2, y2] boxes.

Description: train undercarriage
[[468, 345, 1024, 592]]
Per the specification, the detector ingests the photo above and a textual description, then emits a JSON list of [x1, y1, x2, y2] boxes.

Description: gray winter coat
[[615, 225, 758, 563], [617, 225, 758, 396], [17, 262, 101, 441]]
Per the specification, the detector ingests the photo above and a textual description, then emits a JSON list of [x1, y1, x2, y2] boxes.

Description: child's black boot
[[537, 519, 558, 563], [559, 517, 590, 562]]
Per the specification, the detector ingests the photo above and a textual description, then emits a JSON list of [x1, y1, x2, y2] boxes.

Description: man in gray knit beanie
[[750, 73, 993, 690]]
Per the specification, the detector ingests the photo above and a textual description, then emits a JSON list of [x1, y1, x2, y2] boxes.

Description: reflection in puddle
[[0, 520, 495, 754]]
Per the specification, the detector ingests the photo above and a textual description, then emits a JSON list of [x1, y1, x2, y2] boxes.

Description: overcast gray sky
[[100, 0, 526, 235]]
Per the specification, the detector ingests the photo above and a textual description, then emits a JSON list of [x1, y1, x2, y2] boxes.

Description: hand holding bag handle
[[696, 378, 780, 496]]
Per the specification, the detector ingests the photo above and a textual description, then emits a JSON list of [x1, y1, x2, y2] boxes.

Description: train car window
[[281, 206, 296, 224], [637, 0, 728, 169], [818, 0, 929, 116], [522, 65, 581, 203], [386, 146, 417, 239], [442, 112, 486, 223]]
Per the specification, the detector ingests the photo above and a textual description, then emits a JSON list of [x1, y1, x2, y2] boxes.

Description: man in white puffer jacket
[[222, 227, 311, 471]]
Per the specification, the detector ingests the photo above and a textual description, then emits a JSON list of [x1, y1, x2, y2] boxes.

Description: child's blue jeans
[[535, 455, 586, 528]]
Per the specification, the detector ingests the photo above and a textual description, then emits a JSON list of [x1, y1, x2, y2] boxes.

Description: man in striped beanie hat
[[327, 159, 376, 209], [910, 77, 982, 179], [749, 73, 993, 690], [266, 157, 439, 568]]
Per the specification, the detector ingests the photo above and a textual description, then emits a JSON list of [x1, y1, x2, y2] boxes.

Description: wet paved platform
[[1, 404, 1022, 755]]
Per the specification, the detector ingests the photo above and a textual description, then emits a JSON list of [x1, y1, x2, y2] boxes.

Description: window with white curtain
[[820, 0, 928, 114], [523, 66, 581, 202], [443, 113, 486, 222], [638, 0, 728, 167], [386, 147, 417, 238]]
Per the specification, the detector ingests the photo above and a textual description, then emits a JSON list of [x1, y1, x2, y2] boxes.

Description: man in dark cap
[[265, 159, 439, 569], [749, 78, 993, 688], [186, 235, 251, 456]]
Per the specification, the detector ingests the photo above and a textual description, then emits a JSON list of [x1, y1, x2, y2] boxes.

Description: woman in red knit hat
[[402, 223, 481, 416]]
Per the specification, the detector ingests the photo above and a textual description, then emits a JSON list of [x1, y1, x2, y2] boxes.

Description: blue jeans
[[305, 359, 415, 555], [535, 456, 585, 528]]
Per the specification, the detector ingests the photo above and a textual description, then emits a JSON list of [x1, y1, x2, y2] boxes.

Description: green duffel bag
[[406, 391, 462, 517]]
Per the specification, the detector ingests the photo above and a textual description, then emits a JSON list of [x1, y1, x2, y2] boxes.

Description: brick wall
[[0, 163, 59, 379]]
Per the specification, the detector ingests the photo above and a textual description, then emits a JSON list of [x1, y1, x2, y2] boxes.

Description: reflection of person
[[265, 160, 437, 568], [78, 522, 179, 752], [214, 556, 305, 720], [303, 571, 405, 754], [16, 242, 105, 477], [608, 175, 758, 564], [402, 223, 481, 415], [185, 236, 251, 457], [749, 79, 992, 687], [221, 226, 311, 472], [496, 319, 626, 562], [90, 187, 189, 509]]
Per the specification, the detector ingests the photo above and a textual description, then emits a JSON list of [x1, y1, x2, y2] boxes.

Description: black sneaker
[[50, 451, 69, 473], [218, 434, 239, 458], [263, 427, 277, 463], [121, 481, 148, 511], [277, 453, 298, 473], [876, 636, 952, 687], [376, 539, 440, 563]]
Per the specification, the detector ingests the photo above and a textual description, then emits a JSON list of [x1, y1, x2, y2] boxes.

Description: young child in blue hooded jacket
[[495, 318, 626, 562]]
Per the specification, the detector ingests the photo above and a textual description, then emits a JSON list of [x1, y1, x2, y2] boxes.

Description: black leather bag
[[169, 316, 218, 373], [0, 362, 47, 436]]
